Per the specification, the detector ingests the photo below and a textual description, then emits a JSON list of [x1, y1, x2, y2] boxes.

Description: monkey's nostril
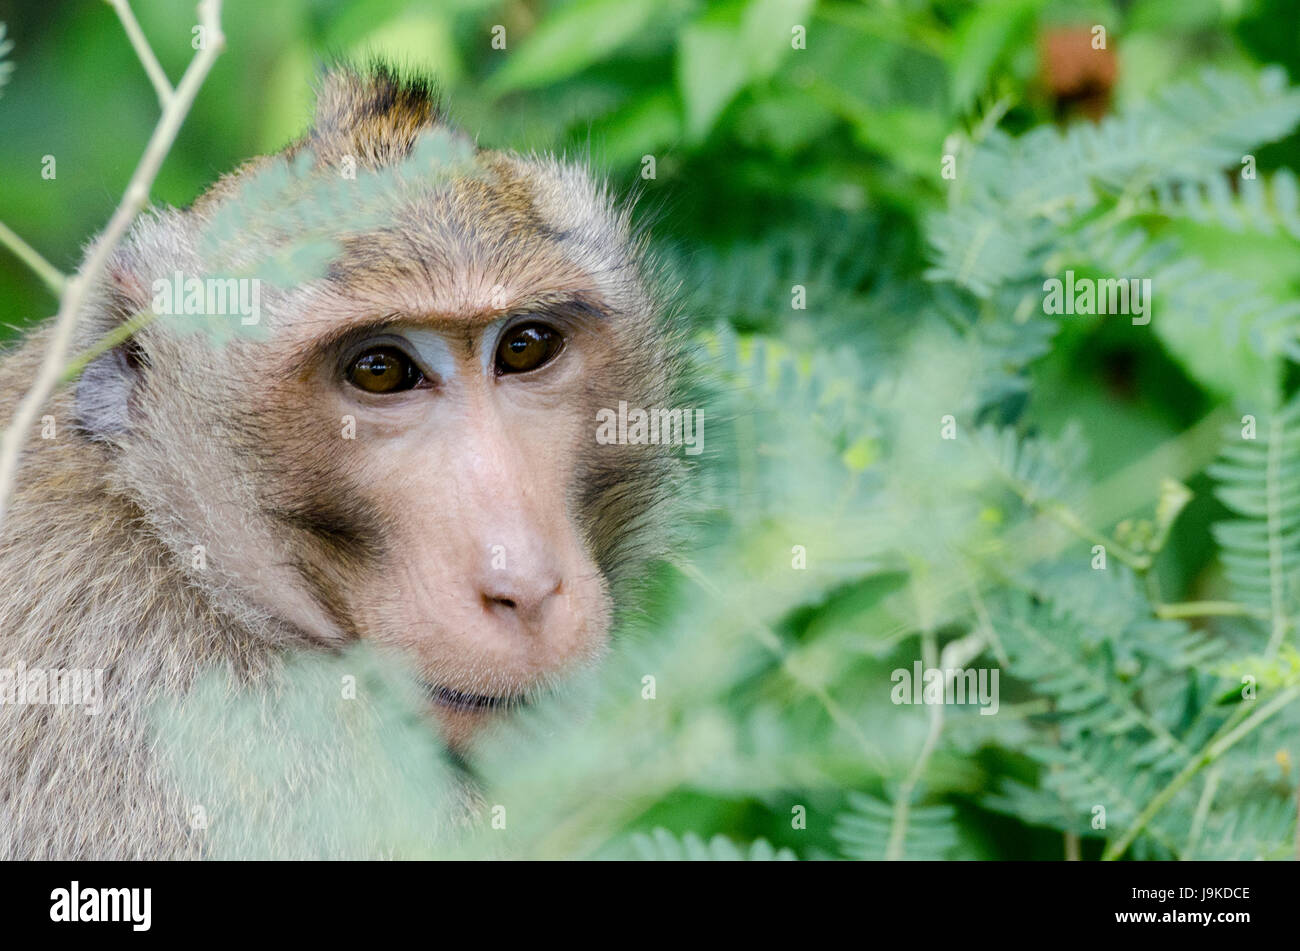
[[482, 591, 522, 612], [480, 579, 561, 626]]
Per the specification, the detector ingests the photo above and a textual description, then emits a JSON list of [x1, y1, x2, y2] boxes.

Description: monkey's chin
[[421, 682, 528, 750]]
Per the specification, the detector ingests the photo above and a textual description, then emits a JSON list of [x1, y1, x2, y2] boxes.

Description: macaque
[[0, 63, 682, 859]]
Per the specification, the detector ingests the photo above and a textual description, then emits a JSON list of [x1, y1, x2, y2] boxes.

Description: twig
[[60, 308, 155, 383], [972, 430, 1153, 572], [1264, 412, 1289, 656], [0, 220, 65, 296], [1155, 600, 1268, 621], [1186, 765, 1220, 856], [886, 613, 992, 859], [1048, 719, 1082, 860], [1039, 499, 1151, 572], [675, 560, 889, 774], [0, 0, 225, 532], [887, 626, 944, 860], [106, 0, 174, 106], [1103, 686, 1300, 860]]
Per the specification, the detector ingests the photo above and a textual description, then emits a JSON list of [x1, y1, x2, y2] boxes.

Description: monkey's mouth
[[422, 682, 527, 713]]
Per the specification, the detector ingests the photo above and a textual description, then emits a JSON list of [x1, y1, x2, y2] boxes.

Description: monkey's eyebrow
[[495, 290, 609, 324], [289, 293, 609, 376], [299, 314, 407, 370]]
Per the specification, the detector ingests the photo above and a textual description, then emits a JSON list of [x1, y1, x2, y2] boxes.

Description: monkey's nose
[[480, 575, 562, 631]]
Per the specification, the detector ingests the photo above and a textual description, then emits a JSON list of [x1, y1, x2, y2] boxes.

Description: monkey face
[[72, 75, 680, 753], [185, 266, 645, 750], [81, 172, 673, 753], [275, 305, 619, 749]]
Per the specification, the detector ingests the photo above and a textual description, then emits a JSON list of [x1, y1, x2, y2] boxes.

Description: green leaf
[[590, 90, 681, 167], [832, 792, 959, 860], [486, 0, 660, 95], [1209, 399, 1300, 651], [0, 22, 13, 98], [949, 0, 1039, 113], [629, 828, 797, 860], [676, 2, 749, 143], [738, 0, 814, 77], [677, 0, 813, 142]]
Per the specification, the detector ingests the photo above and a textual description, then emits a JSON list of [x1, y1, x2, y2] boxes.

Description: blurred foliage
[[4, 0, 1300, 859]]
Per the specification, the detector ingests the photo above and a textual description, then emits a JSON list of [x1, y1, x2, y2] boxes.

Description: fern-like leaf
[[1209, 397, 1300, 653], [628, 828, 797, 861], [832, 792, 958, 860], [1150, 170, 1300, 241], [927, 68, 1300, 298], [0, 23, 13, 98]]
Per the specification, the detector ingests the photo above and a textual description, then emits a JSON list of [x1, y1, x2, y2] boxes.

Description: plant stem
[[675, 561, 888, 774], [0, 0, 225, 533], [106, 0, 174, 106], [1264, 412, 1289, 656], [1103, 686, 1300, 860], [888, 626, 944, 861], [1155, 600, 1267, 620], [975, 435, 1151, 571], [0, 220, 66, 296], [1186, 766, 1220, 856], [59, 309, 156, 383], [1041, 500, 1150, 571]]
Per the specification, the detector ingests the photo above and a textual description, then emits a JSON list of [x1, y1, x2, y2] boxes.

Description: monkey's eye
[[346, 346, 424, 394], [496, 323, 563, 375]]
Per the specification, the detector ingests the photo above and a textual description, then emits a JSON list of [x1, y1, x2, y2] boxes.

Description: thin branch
[[1186, 765, 1220, 857], [106, 0, 174, 106], [960, 566, 1008, 667], [1048, 719, 1082, 860], [1038, 499, 1151, 572], [1064, 830, 1081, 861], [1264, 412, 1289, 656], [1103, 686, 1300, 860], [887, 626, 944, 860], [60, 308, 156, 383], [1155, 600, 1268, 621], [973, 432, 1153, 572], [0, 220, 66, 296], [887, 620, 992, 860], [0, 0, 225, 532], [675, 560, 889, 774]]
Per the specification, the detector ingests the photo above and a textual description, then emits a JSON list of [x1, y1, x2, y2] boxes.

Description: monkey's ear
[[75, 343, 142, 440], [74, 267, 148, 441], [307, 62, 448, 167]]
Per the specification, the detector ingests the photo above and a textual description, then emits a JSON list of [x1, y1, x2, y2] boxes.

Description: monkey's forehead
[[192, 142, 621, 245], [184, 146, 633, 318], [288, 263, 611, 335]]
